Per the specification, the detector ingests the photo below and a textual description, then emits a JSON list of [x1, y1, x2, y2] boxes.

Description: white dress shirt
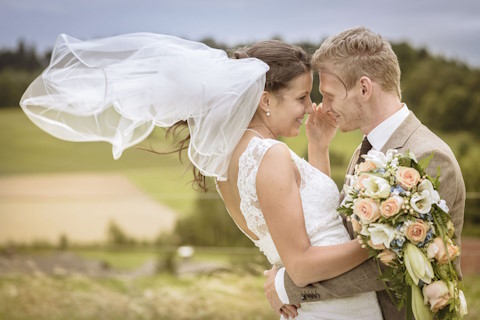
[[275, 104, 410, 304]]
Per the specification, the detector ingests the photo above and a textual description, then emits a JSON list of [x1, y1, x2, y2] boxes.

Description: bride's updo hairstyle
[[166, 40, 311, 191], [232, 40, 311, 94]]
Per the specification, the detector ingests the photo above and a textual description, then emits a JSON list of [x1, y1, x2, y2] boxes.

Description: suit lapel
[[380, 111, 422, 153]]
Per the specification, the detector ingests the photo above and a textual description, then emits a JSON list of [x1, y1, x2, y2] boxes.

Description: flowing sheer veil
[[20, 33, 269, 181]]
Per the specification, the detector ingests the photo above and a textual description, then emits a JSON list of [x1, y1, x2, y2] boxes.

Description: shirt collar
[[367, 104, 410, 150]]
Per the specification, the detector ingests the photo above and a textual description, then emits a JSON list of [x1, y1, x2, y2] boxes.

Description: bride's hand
[[305, 102, 339, 147]]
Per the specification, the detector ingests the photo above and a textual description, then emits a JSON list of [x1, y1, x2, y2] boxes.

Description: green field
[[0, 261, 478, 320], [1, 107, 479, 221], [1, 108, 479, 319]]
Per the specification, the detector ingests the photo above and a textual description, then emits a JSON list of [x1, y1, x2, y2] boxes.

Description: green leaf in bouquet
[[432, 208, 451, 231], [434, 263, 450, 280], [418, 152, 435, 170], [398, 156, 413, 167], [337, 206, 351, 215], [434, 166, 442, 189]]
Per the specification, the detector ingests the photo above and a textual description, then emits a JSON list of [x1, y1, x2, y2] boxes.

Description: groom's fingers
[[281, 305, 298, 318]]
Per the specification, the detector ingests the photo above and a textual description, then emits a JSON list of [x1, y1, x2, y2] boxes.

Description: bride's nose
[[305, 98, 314, 114]]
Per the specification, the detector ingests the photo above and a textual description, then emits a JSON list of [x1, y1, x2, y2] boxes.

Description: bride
[[20, 34, 382, 319]]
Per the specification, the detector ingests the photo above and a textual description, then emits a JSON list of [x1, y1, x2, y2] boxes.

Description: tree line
[[2, 38, 479, 136]]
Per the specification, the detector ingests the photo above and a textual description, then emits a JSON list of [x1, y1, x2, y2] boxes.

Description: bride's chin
[[287, 128, 300, 137]]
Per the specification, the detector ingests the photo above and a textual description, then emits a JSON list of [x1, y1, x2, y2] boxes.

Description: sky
[[1, 0, 480, 67]]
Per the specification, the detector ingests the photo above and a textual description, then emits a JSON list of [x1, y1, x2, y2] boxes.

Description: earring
[[266, 109, 271, 117]]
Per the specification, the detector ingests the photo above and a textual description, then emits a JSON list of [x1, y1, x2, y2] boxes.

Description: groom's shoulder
[[406, 122, 457, 163]]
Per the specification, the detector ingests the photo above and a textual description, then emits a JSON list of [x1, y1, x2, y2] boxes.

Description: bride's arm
[[257, 144, 368, 288], [308, 142, 331, 177]]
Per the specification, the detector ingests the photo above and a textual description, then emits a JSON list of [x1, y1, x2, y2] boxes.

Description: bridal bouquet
[[338, 149, 467, 320]]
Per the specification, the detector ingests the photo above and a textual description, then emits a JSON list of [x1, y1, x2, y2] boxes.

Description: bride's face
[[268, 72, 313, 137]]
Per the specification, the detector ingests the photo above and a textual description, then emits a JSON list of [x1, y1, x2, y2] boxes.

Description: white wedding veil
[[20, 33, 269, 181]]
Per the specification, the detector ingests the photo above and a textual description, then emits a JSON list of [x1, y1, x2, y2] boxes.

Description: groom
[[264, 26, 466, 319]]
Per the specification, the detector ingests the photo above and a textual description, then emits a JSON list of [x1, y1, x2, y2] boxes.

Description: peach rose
[[405, 220, 429, 244], [427, 237, 460, 264], [367, 239, 386, 250], [354, 173, 372, 190], [353, 198, 381, 224], [351, 217, 362, 234], [422, 281, 450, 312], [377, 249, 397, 266], [396, 166, 421, 190], [380, 196, 404, 218], [357, 160, 377, 174]]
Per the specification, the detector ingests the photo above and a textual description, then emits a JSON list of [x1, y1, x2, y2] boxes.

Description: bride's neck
[[247, 113, 276, 138], [247, 123, 275, 139]]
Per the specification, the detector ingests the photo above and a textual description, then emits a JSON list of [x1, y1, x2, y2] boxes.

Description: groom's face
[[318, 71, 363, 132]]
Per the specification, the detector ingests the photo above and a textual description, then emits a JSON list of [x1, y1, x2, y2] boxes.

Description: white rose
[[367, 223, 397, 248], [363, 150, 389, 168], [363, 176, 391, 199]]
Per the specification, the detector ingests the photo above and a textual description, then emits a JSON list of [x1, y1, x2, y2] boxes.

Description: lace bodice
[[234, 137, 383, 320], [237, 137, 350, 266]]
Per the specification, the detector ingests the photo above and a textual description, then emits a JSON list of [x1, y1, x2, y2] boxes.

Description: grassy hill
[[1, 108, 479, 235]]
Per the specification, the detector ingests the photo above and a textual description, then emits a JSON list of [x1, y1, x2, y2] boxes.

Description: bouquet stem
[[406, 285, 414, 320]]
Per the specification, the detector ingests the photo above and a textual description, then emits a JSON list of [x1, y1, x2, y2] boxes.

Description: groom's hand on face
[[263, 267, 299, 318]]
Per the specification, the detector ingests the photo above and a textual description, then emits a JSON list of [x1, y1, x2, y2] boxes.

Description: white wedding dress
[[20, 33, 382, 318], [236, 137, 383, 320]]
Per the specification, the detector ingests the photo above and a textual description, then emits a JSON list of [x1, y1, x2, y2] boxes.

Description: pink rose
[[380, 196, 404, 218], [356, 160, 377, 174], [426, 237, 460, 264], [367, 239, 385, 250], [405, 220, 429, 244], [351, 218, 362, 233], [423, 281, 451, 312], [377, 249, 397, 266], [353, 198, 381, 224], [396, 167, 420, 190], [354, 173, 372, 190]]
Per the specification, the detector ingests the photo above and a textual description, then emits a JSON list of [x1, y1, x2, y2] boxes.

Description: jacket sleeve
[[284, 257, 386, 304]]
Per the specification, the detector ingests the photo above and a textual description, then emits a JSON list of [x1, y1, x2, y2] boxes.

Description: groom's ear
[[359, 76, 373, 100]]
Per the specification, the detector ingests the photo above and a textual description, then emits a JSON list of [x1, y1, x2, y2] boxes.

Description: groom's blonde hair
[[312, 26, 401, 99]]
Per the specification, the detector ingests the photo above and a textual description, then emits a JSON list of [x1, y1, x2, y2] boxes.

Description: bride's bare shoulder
[[257, 143, 293, 174]]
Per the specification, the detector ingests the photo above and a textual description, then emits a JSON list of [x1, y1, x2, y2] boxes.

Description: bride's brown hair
[[163, 40, 311, 191]]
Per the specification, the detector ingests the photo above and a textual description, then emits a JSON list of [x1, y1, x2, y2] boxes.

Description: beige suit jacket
[[284, 112, 466, 320]]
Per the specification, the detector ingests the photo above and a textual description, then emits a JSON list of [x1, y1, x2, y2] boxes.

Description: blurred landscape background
[[1, 1, 480, 318], [0, 37, 479, 320]]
